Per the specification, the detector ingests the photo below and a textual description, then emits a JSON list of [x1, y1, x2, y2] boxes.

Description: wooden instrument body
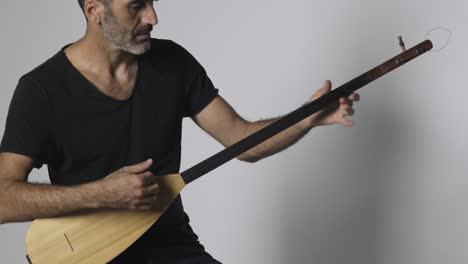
[[25, 174, 185, 264]]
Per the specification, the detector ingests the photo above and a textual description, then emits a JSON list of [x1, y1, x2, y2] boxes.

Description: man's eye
[[131, 2, 144, 9]]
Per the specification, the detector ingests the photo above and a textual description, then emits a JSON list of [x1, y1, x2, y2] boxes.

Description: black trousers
[[109, 198, 221, 263], [109, 249, 221, 264], [108, 234, 221, 264], [109, 249, 222, 264]]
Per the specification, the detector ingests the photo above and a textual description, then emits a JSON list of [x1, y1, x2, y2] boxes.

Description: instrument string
[[424, 27, 452, 52]]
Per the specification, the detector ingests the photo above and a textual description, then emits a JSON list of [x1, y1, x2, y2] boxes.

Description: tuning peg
[[398, 36, 406, 52]]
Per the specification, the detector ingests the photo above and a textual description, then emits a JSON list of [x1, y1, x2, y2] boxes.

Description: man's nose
[[142, 4, 158, 26]]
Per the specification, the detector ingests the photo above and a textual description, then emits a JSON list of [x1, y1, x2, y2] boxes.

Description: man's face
[[101, 0, 158, 55]]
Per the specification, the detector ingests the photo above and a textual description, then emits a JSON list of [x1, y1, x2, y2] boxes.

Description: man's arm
[[191, 80, 360, 163], [0, 153, 160, 224], [0, 153, 105, 224]]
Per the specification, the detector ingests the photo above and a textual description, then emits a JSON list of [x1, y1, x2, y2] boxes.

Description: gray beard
[[101, 9, 151, 55]]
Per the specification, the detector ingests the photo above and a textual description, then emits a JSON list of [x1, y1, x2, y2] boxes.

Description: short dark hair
[[77, 0, 113, 11], [77, 0, 112, 18], [78, 0, 158, 12], [78, 0, 85, 11]]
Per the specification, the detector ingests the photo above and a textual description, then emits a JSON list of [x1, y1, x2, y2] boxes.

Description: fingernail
[[147, 158, 152, 162]]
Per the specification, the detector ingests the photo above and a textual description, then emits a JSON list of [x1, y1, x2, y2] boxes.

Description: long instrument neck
[[181, 39, 433, 184]]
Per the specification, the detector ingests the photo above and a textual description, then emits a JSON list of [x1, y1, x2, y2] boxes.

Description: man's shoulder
[[146, 38, 202, 71], [19, 49, 65, 88], [148, 38, 186, 56]]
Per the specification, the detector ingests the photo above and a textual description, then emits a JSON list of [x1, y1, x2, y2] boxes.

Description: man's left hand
[[304, 80, 360, 128]]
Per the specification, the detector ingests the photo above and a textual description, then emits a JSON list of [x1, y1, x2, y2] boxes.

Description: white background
[[1, 1, 467, 263]]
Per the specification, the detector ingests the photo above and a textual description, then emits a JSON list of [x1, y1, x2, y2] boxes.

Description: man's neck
[[65, 34, 138, 79]]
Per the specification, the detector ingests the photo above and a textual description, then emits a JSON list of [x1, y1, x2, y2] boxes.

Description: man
[[0, 0, 360, 263]]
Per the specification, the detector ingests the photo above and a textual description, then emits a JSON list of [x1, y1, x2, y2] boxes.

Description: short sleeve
[[167, 40, 218, 117], [0, 76, 51, 169], [183, 67, 219, 117]]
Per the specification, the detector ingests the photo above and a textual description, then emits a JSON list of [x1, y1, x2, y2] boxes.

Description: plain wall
[[1, 1, 467, 263]]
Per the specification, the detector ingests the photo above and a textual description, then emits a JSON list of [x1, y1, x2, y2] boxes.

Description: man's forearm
[[238, 117, 314, 162], [0, 181, 101, 224]]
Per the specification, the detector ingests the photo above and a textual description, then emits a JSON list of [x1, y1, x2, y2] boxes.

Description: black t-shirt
[[0, 38, 219, 261]]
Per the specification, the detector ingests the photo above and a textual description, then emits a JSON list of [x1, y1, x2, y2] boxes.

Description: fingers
[[343, 106, 355, 116], [340, 93, 360, 106], [121, 159, 153, 174], [339, 101, 356, 127], [340, 117, 355, 127], [134, 171, 158, 196], [134, 184, 160, 210], [137, 171, 158, 186], [322, 80, 332, 93], [137, 194, 159, 206], [340, 97, 352, 106], [134, 204, 152, 211], [338, 92, 359, 127], [141, 182, 160, 197], [349, 93, 360, 102], [308, 80, 333, 103], [131, 182, 160, 210]]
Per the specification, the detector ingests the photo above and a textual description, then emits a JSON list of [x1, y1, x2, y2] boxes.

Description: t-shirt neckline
[[58, 43, 142, 104]]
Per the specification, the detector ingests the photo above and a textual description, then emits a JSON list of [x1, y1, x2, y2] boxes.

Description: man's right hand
[[95, 159, 160, 211]]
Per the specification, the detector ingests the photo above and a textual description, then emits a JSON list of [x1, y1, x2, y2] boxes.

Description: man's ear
[[84, 0, 105, 25]]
